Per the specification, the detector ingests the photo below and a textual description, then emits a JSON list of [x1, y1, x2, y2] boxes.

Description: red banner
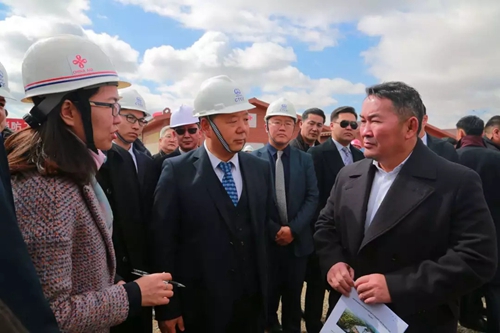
[[5, 118, 29, 131]]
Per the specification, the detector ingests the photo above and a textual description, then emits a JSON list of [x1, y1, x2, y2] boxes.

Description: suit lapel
[[341, 160, 375, 255], [81, 184, 116, 276], [323, 139, 345, 170], [239, 153, 259, 233], [359, 141, 436, 252], [134, 149, 147, 190], [351, 145, 365, 162], [288, 148, 298, 208], [193, 148, 238, 236]]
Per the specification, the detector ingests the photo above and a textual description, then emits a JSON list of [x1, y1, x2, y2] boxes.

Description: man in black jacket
[[484, 116, 500, 151], [418, 106, 458, 162], [456, 115, 500, 333], [290, 108, 325, 152]]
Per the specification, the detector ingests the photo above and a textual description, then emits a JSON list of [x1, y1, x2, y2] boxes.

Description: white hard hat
[[264, 97, 297, 121], [119, 87, 150, 117], [243, 144, 254, 152], [170, 104, 199, 128], [193, 75, 254, 118], [21, 34, 130, 103], [0, 61, 15, 100]]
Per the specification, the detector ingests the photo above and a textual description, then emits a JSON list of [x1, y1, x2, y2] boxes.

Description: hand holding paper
[[355, 274, 392, 304], [327, 262, 355, 297]]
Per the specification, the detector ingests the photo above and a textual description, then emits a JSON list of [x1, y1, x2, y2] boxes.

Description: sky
[[0, 0, 499, 129]]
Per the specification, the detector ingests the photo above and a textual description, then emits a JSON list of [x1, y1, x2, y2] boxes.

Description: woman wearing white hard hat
[[151, 75, 275, 332], [5, 35, 173, 333]]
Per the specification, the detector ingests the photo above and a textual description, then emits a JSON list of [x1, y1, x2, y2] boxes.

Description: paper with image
[[320, 288, 408, 333]]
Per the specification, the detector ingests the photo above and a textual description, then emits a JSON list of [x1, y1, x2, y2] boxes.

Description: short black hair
[[302, 108, 325, 123], [366, 81, 425, 133], [484, 116, 500, 133], [456, 115, 484, 136], [330, 106, 357, 122]]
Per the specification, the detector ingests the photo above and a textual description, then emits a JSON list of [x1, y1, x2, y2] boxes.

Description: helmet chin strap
[[116, 132, 134, 145], [207, 116, 243, 154]]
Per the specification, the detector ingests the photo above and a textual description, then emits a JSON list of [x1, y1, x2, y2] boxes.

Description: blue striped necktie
[[218, 161, 238, 206]]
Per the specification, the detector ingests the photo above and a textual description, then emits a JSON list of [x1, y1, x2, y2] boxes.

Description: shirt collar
[[128, 143, 134, 153], [204, 141, 240, 171], [331, 138, 350, 152], [421, 133, 428, 146], [372, 152, 412, 175], [266, 143, 291, 156]]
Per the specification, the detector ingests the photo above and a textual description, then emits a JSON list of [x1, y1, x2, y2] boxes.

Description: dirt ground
[[152, 284, 481, 333]]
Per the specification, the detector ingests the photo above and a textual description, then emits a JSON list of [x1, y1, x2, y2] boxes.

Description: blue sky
[[0, 0, 498, 128]]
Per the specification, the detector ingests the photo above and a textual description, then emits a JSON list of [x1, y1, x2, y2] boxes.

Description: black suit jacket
[[150, 147, 276, 331], [426, 134, 459, 162], [457, 144, 500, 284], [98, 144, 159, 280], [0, 136, 60, 332], [308, 139, 364, 217], [314, 139, 497, 332]]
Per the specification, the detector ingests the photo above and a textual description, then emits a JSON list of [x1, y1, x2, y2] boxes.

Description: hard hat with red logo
[[119, 87, 150, 117], [192, 75, 254, 153], [170, 105, 198, 128], [264, 97, 297, 121], [0, 61, 15, 100], [21, 34, 130, 152]]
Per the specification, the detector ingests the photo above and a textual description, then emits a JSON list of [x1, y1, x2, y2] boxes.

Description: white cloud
[[358, 0, 500, 128], [0, 0, 91, 25]]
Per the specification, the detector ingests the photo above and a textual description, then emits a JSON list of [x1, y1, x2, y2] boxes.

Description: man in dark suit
[[152, 126, 178, 160], [0, 136, 60, 332], [289, 108, 325, 152], [252, 97, 318, 333], [152, 75, 276, 333], [153, 105, 201, 171], [314, 81, 497, 333], [418, 106, 459, 162], [305, 106, 364, 333], [97, 88, 159, 333], [455, 115, 500, 333], [484, 115, 500, 151]]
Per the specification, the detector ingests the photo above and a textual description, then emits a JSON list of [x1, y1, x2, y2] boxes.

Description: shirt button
[[241, 241, 244, 246]]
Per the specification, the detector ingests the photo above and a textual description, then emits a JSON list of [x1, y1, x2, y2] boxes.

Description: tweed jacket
[[11, 172, 130, 333]]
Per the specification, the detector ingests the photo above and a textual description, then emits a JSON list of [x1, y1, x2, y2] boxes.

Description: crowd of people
[[0, 34, 499, 333]]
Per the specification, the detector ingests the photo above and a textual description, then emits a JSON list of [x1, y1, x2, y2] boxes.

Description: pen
[[131, 269, 186, 288]]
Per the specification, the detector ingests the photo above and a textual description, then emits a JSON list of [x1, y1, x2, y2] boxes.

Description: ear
[[330, 121, 334, 132], [264, 121, 269, 134], [199, 118, 211, 137], [405, 116, 419, 139], [59, 100, 79, 127], [456, 129, 466, 140], [298, 120, 303, 128], [494, 127, 500, 137]]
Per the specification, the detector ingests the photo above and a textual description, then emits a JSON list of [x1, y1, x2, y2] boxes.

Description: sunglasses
[[336, 120, 358, 130], [174, 127, 198, 135]]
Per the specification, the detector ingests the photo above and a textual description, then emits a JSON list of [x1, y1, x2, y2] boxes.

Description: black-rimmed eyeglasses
[[122, 114, 148, 126], [89, 101, 121, 117]]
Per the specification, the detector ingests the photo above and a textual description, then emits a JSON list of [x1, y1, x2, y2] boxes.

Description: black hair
[[330, 106, 357, 122], [301, 108, 325, 123], [456, 115, 484, 136]]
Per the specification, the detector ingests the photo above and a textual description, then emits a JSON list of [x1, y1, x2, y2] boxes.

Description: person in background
[[290, 108, 325, 152], [306, 106, 364, 333], [6, 35, 173, 333], [314, 81, 497, 333], [455, 115, 500, 333], [153, 126, 178, 159], [0, 62, 60, 333], [153, 105, 201, 171], [0, 61, 16, 138], [484, 115, 500, 151], [252, 97, 318, 333], [97, 88, 160, 333], [441, 137, 458, 148], [152, 75, 276, 333], [418, 106, 458, 162], [1, 109, 14, 139]]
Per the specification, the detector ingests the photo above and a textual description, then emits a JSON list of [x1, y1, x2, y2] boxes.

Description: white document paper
[[320, 289, 408, 333]]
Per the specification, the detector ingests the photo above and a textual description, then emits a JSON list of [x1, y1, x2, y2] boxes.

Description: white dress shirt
[[204, 141, 243, 199], [128, 143, 138, 172], [421, 133, 428, 146], [364, 153, 412, 231], [331, 138, 351, 154]]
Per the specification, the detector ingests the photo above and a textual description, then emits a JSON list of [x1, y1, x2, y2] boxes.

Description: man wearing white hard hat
[[0, 61, 16, 136], [151, 75, 277, 332], [97, 87, 159, 333], [252, 97, 318, 333]]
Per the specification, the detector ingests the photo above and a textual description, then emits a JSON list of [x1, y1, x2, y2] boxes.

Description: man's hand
[[276, 226, 294, 246], [158, 316, 185, 333], [355, 274, 391, 304], [327, 262, 355, 296]]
